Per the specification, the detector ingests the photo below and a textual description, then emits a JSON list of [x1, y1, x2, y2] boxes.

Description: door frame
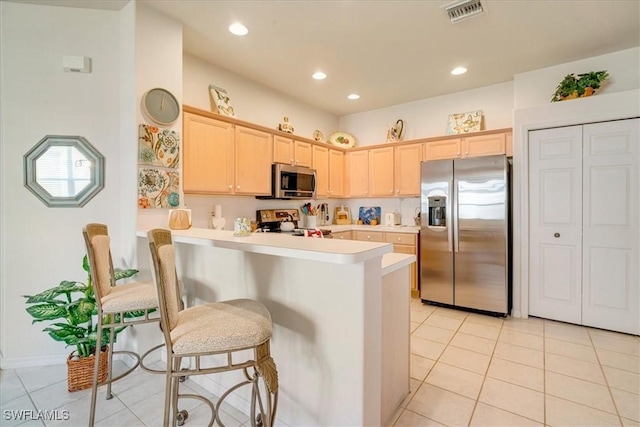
[[512, 89, 640, 318]]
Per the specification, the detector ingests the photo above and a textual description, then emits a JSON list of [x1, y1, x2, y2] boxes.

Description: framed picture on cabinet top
[[209, 84, 236, 117], [446, 110, 483, 135]]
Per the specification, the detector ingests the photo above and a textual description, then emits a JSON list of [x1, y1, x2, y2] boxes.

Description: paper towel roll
[[214, 204, 222, 218]]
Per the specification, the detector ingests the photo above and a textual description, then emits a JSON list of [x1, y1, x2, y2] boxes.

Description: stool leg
[[106, 321, 116, 399], [88, 316, 103, 426], [163, 355, 173, 427], [171, 356, 182, 427]]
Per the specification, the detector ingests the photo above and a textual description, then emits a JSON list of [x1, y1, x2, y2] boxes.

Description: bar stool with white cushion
[[147, 228, 278, 427], [82, 223, 160, 426]]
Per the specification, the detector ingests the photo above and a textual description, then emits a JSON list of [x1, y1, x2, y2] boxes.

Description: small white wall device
[[63, 56, 91, 73]]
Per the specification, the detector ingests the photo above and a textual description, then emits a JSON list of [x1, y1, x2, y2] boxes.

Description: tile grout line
[[589, 328, 625, 426]]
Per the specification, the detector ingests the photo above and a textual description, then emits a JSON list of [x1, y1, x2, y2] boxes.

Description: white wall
[[183, 53, 338, 141], [339, 82, 514, 146], [0, 2, 136, 367], [514, 47, 640, 108]]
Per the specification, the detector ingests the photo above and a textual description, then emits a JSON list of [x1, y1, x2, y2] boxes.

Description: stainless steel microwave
[[268, 163, 316, 199]]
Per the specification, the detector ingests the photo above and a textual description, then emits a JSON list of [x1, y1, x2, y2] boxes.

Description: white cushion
[[171, 299, 272, 355], [101, 281, 158, 313]]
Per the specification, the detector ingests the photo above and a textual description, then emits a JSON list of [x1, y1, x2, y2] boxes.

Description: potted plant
[[23, 255, 141, 391], [551, 70, 609, 102]]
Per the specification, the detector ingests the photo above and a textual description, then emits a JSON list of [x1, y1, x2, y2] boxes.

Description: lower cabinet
[[349, 230, 419, 294], [331, 230, 352, 240]]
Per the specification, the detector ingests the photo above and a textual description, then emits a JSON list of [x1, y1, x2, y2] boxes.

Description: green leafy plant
[[551, 70, 609, 102], [23, 255, 143, 358]]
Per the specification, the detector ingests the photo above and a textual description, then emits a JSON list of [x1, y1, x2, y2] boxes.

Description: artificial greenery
[[23, 255, 144, 358], [551, 70, 609, 102]]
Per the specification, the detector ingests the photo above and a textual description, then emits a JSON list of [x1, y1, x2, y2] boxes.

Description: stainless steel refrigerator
[[420, 155, 510, 315]]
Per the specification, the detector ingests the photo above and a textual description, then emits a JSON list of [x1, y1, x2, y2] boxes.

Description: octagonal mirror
[[24, 135, 105, 207]]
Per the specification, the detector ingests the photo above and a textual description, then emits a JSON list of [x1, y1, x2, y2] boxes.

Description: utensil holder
[[305, 215, 317, 229]]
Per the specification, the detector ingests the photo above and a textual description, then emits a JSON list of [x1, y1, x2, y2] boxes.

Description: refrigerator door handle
[[448, 179, 454, 253], [453, 178, 459, 253]]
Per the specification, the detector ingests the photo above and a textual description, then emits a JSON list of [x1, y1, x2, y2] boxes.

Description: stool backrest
[[83, 223, 115, 301], [148, 229, 180, 333]]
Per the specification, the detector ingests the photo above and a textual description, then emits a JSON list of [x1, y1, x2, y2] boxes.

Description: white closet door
[[529, 126, 583, 324], [582, 118, 640, 334]]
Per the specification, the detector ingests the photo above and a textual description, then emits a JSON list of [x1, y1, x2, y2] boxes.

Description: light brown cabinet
[[347, 150, 369, 197], [273, 136, 312, 167], [183, 112, 272, 195], [385, 232, 419, 293], [234, 126, 273, 195], [354, 230, 384, 242], [313, 146, 345, 197], [183, 112, 234, 194], [423, 131, 508, 161], [368, 146, 395, 197], [328, 149, 345, 197], [394, 143, 423, 196], [506, 131, 513, 157], [349, 229, 419, 293], [332, 230, 352, 240]]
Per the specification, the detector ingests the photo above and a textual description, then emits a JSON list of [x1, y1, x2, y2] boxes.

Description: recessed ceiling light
[[451, 66, 467, 75], [347, 94, 360, 100], [229, 23, 248, 36], [312, 71, 327, 80]]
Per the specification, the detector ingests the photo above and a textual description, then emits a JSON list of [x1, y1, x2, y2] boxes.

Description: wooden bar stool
[[147, 228, 278, 427], [82, 223, 160, 426]]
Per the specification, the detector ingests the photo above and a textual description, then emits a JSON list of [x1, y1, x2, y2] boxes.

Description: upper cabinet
[[183, 110, 272, 195], [423, 129, 510, 161], [183, 106, 511, 199], [234, 126, 273, 195], [183, 112, 234, 194], [328, 148, 345, 197], [273, 136, 312, 167], [368, 146, 394, 197], [347, 150, 369, 197], [394, 143, 423, 196]]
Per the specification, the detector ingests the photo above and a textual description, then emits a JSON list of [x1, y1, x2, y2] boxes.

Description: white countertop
[[137, 227, 393, 264]]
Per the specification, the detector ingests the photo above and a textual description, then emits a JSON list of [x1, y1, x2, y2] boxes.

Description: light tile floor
[[1, 298, 639, 426]]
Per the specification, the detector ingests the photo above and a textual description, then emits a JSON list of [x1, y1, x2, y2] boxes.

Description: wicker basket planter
[[66, 347, 108, 392]]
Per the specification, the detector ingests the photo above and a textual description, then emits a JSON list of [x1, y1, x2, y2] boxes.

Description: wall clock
[[142, 88, 180, 126]]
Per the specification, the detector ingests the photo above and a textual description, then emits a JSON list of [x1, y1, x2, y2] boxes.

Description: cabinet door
[[273, 136, 294, 165], [529, 125, 583, 324], [582, 119, 639, 334], [424, 138, 461, 160], [394, 144, 422, 196], [369, 147, 395, 197], [463, 133, 506, 158], [328, 149, 345, 196], [235, 126, 273, 195], [506, 131, 513, 157], [347, 150, 369, 196], [332, 230, 352, 240], [183, 112, 234, 194], [312, 145, 329, 197], [294, 140, 313, 167], [354, 230, 384, 242]]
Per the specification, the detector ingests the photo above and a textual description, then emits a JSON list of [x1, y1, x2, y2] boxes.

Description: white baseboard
[[0, 349, 139, 370]]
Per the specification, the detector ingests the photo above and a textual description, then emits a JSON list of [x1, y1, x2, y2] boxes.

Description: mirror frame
[[24, 135, 105, 207]]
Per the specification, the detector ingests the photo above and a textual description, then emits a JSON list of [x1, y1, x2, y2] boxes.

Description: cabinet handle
[[236, 185, 240, 190], [367, 236, 371, 240], [396, 189, 400, 194], [397, 237, 401, 241], [228, 184, 233, 190]]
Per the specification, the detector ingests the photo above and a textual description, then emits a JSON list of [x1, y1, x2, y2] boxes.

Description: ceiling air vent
[[444, 0, 485, 23]]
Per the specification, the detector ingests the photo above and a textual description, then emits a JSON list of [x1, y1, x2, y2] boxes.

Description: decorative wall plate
[[328, 131, 356, 148], [313, 129, 324, 142]]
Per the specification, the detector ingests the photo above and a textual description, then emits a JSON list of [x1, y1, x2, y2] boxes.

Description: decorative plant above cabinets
[[551, 70, 609, 102]]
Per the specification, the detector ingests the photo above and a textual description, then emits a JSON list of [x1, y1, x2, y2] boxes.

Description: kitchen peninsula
[[136, 228, 414, 426]]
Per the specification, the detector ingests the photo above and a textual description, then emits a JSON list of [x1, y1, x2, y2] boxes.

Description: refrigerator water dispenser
[[427, 196, 446, 227]]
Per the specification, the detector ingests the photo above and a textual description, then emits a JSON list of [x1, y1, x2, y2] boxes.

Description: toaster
[[384, 212, 401, 226]]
